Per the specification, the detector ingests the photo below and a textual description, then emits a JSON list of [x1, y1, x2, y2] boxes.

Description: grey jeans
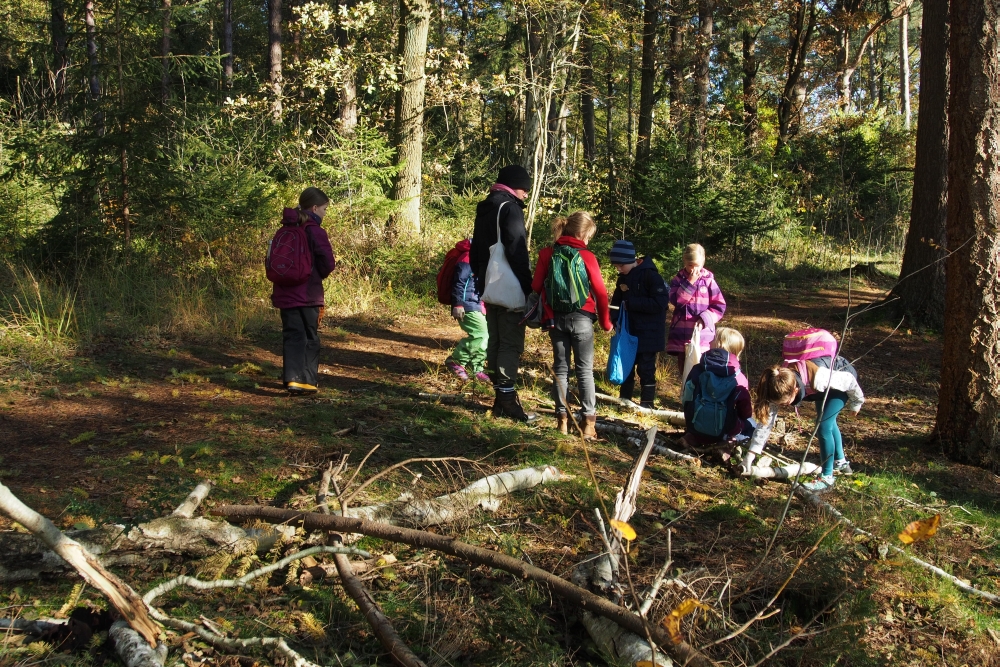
[[486, 305, 526, 388], [550, 311, 596, 416]]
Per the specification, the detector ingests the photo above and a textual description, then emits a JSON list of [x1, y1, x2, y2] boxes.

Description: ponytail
[[754, 365, 798, 422], [297, 186, 330, 225], [551, 216, 568, 240]]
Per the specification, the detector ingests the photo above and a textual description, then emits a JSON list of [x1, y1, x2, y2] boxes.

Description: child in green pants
[[445, 240, 490, 382]]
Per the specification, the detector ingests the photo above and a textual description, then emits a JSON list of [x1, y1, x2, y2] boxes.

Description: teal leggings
[[814, 390, 847, 476]]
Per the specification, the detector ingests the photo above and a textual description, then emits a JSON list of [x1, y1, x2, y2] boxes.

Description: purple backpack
[[265, 208, 314, 287]]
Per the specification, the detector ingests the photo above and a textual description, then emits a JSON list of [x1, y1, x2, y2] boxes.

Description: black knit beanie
[[496, 165, 533, 191]]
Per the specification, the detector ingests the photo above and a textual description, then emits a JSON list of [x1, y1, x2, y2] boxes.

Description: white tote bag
[[680, 324, 702, 395], [480, 202, 527, 311]]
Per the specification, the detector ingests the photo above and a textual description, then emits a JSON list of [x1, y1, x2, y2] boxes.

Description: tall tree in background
[[832, 0, 911, 111], [580, 33, 597, 165], [936, 0, 1000, 472], [522, 12, 544, 171], [892, 0, 948, 328], [268, 0, 283, 119], [161, 0, 172, 104], [692, 0, 714, 161], [335, 1, 358, 133], [636, 0, 660, 164], [84, 0, 103, 132], [50, 0, 68, 100], [741, 25, 760, 148], [776, 0, 815, 148], [223, 0, 233, 88], [899, 8, 911, 128], [390, 0, 430, 234]]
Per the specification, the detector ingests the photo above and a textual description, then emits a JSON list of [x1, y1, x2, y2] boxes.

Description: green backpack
[[545, 244, 591, 312]]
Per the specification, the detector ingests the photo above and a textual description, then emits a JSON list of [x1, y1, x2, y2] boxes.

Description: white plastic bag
[[680, 324, 702, 395], [480, 202, 527, 311]]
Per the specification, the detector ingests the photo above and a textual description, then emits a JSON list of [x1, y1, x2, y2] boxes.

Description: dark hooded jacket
[[683, 349, 753, 444], [610, 257, 669, 352], [469, 189, 533, 298]]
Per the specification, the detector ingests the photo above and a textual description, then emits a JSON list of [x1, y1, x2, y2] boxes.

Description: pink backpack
[[265, 213, 314, 287], [782, 328, 839, 386]]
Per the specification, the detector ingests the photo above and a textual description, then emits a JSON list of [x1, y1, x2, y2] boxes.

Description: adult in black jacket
[[609, 241, 669, 407], [470, 165, 537, 423]]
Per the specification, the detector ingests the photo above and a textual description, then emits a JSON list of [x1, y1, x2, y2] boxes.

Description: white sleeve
[[747, 407, 778, 456], [813, 368, 865, 412]]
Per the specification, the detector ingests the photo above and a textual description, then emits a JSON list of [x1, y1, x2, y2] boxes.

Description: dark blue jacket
[[610, 257, 669, 353], [451, 261, 483, 312]]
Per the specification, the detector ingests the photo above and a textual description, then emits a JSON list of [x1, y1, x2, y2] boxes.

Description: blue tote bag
[[606, 308, 639, 386]]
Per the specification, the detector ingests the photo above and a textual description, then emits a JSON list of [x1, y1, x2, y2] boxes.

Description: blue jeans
[[814, 390, 847, 476], [550, 312, 596, 416]]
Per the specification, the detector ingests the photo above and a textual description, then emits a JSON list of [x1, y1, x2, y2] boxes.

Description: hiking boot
[[474, 370, 491, 383], [639, 400, 655, 409], [833, 459, 853, 476], [287, 382, 318, 396], [582, 415, 598, 440], [556, 412, 570, 435], [446, 359, 469, 381], [493, 390, 538, 423]]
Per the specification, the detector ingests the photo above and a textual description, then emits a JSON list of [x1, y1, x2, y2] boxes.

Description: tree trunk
[[268, 0, 283, 120], [636, 0, 659, 164], [85, 0, 101, 102], [835, 26, 853, 111], [161, 0, 171, 104], [666, 3, 685, 128], [692, 0, 714, 161], [580, 36, 597, 165], [900, 9, 911, 128], [776, 0, 816, 150], [522, 13, 543, 170], [936, 0, 1000, 472], [223, 0, 233, 88], [51, 0, 68, 100], [742, 27, 759, 148], [892, 0, 947, 329], [335, 0, 358, 133], [390, 0, 430, 235]]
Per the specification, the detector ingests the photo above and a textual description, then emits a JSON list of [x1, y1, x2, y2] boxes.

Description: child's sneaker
[[833, 459, 853, 476], [446, 359, 469, 381], [801, 475, 835, 493], [474, 371, 491, 383]]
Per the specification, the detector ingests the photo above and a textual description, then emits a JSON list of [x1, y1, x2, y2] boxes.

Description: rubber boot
[[582, 415, 598, 440], [494, 390, 539, 424], [639, 383, 657, 409], [556, 412, 569, 435]]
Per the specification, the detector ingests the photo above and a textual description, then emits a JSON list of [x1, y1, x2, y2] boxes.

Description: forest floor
[[1, 268, 999, 667]]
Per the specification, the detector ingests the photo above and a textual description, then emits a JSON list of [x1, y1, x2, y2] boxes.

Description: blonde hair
[[754, 366, 799, 422], [683, 243, 706, 264], [552, 211, 597, 243], [711, 327, 744, 359]]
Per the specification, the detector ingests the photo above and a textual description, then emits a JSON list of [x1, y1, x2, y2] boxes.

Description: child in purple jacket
[[270, 187, 337, 395], [667, 243, 726, 370]]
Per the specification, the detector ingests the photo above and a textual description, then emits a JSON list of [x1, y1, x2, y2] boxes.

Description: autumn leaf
[[609, 519, 637, 541], [635, 662, 655, 667], [661, 598, 710, 644], [685, 490, 712, 503], [898, 514, 941, 544]]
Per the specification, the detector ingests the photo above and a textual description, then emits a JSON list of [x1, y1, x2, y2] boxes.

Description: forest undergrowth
[[1, 250, 997, 667]]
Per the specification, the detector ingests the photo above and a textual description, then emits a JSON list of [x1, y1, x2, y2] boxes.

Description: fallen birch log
[[594, 393, 687, 426], [595, 421, 701, 466], [211, 505, 713, 667], [0, 467, 556, 582], [796, 488, 1000, 605], [0, 481, 160, 647], [623, 436, 703, 466], [109, 622, 167, 667], [341, 465, 562, 525], [744, 462, 821, 480]]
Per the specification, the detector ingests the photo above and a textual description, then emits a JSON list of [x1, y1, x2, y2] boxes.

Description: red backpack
[[266, 209, 314, 287], [436, 240, 470, 305], [782, 328, 839, 386]]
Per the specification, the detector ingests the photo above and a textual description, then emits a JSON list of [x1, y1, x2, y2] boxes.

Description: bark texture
[[223, 0, 233, 87], [636, 0, 660, 163], [160, 0, 171, 104], [936, 0, 1000, 472], [742, 28, 759, 147], [892, 0, 948, 329], [51, 0, 68, 99], [776, 0, 816, 148], [390, 0, 430, 234], [268, 0, 283, 119], [85, 0, 101, 101], [580, 35, 597, 165], [899, 10, 911, 128]]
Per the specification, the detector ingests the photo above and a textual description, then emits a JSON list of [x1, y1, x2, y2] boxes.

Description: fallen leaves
[[898, 514, 941, 544], [609, 519, 636, 541], [661, 598, 709, 644]]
